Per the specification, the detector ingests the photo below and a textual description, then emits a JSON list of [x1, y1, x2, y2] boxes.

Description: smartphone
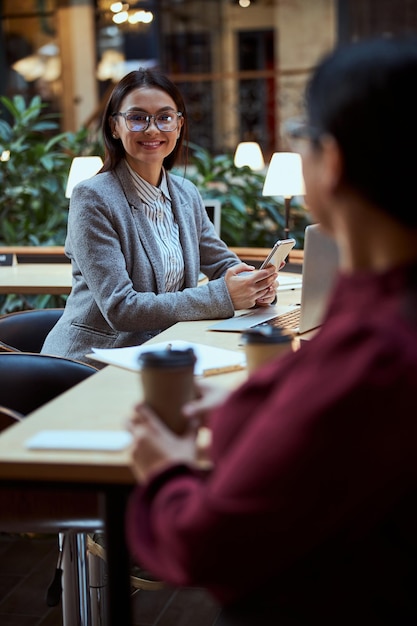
[[259, 238, 296, 271]]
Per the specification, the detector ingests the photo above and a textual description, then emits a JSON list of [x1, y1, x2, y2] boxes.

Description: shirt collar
[[125, 160, 171, 205]]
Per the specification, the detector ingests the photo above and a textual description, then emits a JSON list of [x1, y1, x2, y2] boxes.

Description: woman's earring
[[112, 133, 118, 139]]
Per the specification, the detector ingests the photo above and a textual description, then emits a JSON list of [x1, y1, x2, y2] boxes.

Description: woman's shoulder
[[76, 169, 116, 192], [69, 169, 126, 217]]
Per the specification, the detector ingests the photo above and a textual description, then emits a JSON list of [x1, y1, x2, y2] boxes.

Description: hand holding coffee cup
[[138, 347, 197, 435]]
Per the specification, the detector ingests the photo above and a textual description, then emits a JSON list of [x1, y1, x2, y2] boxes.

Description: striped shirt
[[125, 162, 185, 292]]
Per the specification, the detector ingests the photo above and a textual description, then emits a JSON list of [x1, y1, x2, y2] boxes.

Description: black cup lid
[[138, 347, 196, 368], [241, 325, 293, 344]]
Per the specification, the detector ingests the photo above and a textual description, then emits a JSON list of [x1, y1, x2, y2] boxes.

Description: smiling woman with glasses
[[42, 67, 278, 374]]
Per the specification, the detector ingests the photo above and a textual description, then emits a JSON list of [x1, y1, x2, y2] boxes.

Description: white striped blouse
[[125, 162, 185, 292]]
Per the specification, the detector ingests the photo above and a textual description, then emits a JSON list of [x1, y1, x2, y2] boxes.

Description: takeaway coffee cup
[[138, 347, 196, 435], [242, 326, 294, 374]]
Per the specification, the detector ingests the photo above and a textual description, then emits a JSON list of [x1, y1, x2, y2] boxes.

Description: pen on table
[[202, 364, 245, 377]]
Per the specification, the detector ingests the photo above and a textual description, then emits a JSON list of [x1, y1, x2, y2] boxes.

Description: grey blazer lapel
[[167, 175, 196, 287]]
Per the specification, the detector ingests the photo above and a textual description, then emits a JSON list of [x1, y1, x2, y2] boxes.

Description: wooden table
[[0, 263, 73, 295], [0, 284, 302, 624], [0, 260, 301, 298]]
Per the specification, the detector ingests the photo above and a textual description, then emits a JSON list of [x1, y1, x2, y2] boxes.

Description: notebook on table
[[209, 223, 340, 335]]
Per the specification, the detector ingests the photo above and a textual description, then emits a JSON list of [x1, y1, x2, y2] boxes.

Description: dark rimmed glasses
[[112, 110, 183, 132]]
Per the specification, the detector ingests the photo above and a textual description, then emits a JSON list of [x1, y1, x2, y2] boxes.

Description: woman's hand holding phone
[[227, 239, 295, 307], [225, 262, 278, 309]]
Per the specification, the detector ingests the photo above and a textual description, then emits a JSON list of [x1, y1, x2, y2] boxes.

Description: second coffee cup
[[138, 347, 196, 435], [242, 326, 294, 374]]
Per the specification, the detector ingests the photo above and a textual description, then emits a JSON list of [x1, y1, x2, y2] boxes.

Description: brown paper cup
[[242, 327, 293, 374], [139, 348, 196, 435]]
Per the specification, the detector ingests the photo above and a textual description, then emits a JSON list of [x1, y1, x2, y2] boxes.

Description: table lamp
[[234, 141, 265, 171], [262, 152, 305, 239], [65, 156, 104, 198]]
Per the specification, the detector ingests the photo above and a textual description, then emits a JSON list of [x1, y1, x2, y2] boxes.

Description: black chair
[[0, 308, 64, 352], [0, 404, 23, 431], [0, 351, 96, 415], [0, 340, 14, 352]]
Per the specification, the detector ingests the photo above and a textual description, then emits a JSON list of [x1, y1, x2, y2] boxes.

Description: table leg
[[102, 487, 132, 626], [88, 549, 108, 626], [62, 532, 90, 626]]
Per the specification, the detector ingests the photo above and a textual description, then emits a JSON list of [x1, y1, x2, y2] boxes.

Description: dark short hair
[[306, 35, 417, 227], [101, 68, 188, 172]]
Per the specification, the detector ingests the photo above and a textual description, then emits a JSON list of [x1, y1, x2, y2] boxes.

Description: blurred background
[[2, 0, 416, 160]]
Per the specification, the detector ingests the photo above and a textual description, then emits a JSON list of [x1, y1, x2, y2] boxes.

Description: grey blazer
[[42, 161, 240, 366]]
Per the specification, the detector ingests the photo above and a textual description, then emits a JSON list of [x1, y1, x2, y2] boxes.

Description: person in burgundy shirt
[[125, 36, 417, 625]]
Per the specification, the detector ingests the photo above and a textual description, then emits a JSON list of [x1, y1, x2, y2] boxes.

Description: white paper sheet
[[89, 340, 246, 376], [25, 430, 133, 451]]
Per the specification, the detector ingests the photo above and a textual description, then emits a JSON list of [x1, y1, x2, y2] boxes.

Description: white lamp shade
[[262, 152, 305, 198], [234, 141, 265, 171], [12, 55, 45, 82], [65, 156, 104, 198]]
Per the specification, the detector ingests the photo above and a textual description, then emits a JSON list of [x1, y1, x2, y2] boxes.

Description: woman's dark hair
[[101, 68, 188, 172], [305, 35, 417, 227]]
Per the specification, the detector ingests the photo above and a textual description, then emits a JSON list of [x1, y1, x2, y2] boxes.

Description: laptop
[[209, 223, 340, 334]]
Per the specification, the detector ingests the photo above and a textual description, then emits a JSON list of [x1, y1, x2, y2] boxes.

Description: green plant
[[0, 95, 101, 246], [175, 143, 311, 249], [0, 95, 102, 314]]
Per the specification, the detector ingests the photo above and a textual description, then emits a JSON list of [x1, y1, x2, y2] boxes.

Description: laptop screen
[[297, 223, 339, 333]]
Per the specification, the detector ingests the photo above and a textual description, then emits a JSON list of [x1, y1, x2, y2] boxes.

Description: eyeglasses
[[112, 111, 183, 132]]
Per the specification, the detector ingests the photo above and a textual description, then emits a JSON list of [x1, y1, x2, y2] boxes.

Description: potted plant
[[0, 94, 102, 313]]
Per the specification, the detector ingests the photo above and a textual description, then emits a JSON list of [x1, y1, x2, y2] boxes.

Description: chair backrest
[[0, 340, 14, 352], [0, 352, 97, 415], [0, 308, 64, 352], [0, 405, 24, 432]]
